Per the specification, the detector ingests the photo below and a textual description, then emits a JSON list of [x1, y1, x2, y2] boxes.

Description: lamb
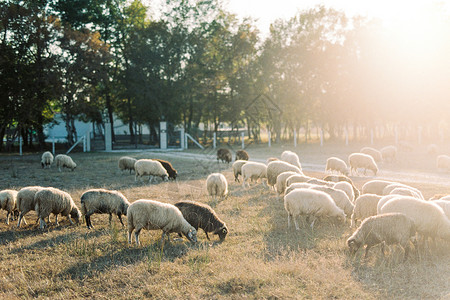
[[323, 175, 360, 199], [118, 156, 137, 174], [325, 157, 349, 176], [153, 159, 177, 180], [134, 159, 169, 183], [281, 150, 302, 170], [360, 147, 382, 162], [380, 145, 397, 162], [382, 183, 424, 200], [0, 189, 18, 225], [348, 153, 378, 176], [55, 154, 77, 172], [35, 187, 81, 229], [235, 149, 249, 161], [436, 154, 450, 171], [309, 186, 354, 217], [351, 194, 382, 227], [174, 200, 228, 241], [41, 151, 54, 168], [284, 182, 319, 196], [217, 148, 232, 164], [362, 180, 395, 195], [347, 213, 416, 261], [284, 189, 345, 230], [267, 161, 302, 189], [232, 160, 247, 182], [380, 196, 450, 242], [206, 173, 228, 200], [127, 199, 197, 246], [275, 171, 299, 195], [241, 162, 267, 188], [80, 189, 130, 229], [285, 174, 312, 187], [333, 181, 356, 203], [16, 186, 45, 227], [431, 200, 450, 219]]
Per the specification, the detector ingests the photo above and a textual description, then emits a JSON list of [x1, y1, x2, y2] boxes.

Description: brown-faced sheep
[[217, 148, 232, 164], [235, 149, 249, 161], [153, 159, 177, 180], [134, 159, 169, 183]]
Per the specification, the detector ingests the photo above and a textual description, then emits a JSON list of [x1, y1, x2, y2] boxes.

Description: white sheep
[[0, 189, 18, 225], [436, 154, 450, 171], [351, 194, 382, 227], [232, 160, 247, 182], [241, 161, 267, 188], [431, 200, 450, 219], [284, 182, 319, 196], [118, 156, 137, 174], [41, 151, 54, 168], [333, 181, 355, 203], [127, 199, 197, 246], [348, 153, 378, 176], [347, 213, 416, 261], [284, 189, 345, 230], [80, 188, 131, 229], [267, 161, 302, 189], [35, 187, 81, 229], [206, 173, 228, 200], [323, 175, 360, 199], [275, 171, 298, 195], [281, 150, 302, 170], [285, 174, 312, 187], [376, 194, 406, 214], [389, 187, 422, 199], [382, 183, 424, 200], [361, 180, 395, 195], [360, 147, 382, 163], [55, 154, 77, 172], [380, 196, 450, 242], [306, 178, 335, 187], [134, 159, 168, 183], [380, 145, 397, 162], [309, 186, 354, 217], [325, 157, 349, 176], [16, 186, 45, 227]]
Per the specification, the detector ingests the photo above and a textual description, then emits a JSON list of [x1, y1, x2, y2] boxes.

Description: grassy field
[[0, 144, 449, 299]]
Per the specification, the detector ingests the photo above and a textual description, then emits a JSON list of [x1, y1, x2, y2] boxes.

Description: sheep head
[[215, 226, 228, 242], [347, 238, 361, 255], [185, 228, 198, 243]]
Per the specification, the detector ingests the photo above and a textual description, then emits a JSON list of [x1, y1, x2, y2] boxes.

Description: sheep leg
[[205, 231, 211, 241], [128, 227, 134, 244], [294, 216, 300, 231], [134, 228, 141, 246], [6, 212, 10, 225], [55, 214, 59, 226], [117, 214, 124, 227], [85, 215, 92, 229], [364, 245, 372, 258], [17, 211, 29, 227], [67, 215, 74, 225], [39, 218, 47, 230], [109, 213, 112, 225], [403, 244, 410, 262], [310, 216, 317, 229], [287, 214, 291, 229]]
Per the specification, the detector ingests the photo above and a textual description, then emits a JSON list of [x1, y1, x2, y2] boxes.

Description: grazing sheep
[[80, 189, 130, 229], [0, 189, 18, 225], [307, 178, 335, 187], [174, 200, 228, 241], [55, 154, 77, 172], [351, 194, 382, 227], [284, 182, 319, 196], [380, 197, 450, 242], [347, 213, 416, 261], [35, 187, 81, 229], [436, 155, 450, 171], [348, 153, 378, 176], [398, 141, 414, 152], [323, 175, 360, 199], [284, 189, 345, 230], [153, 159, 177, 180], [267, 161, 302, 189], [380, 145, 397, 162], [325, 157, 349, 176], [382, 183, 424, 200], [41, 151, 54, 168], [266, 157, 279, 164], [206, 173, 228, 200], [285, 174, 313, 187], [427, 144, 439, 155], [333, 181, 356, 203], [376, 195, 406, 214], [310, 186, 354, 217], [232, 160, 247, 182], [281, 151, 302, 170], [127, 199, 197, 246], [360, 147, 382, 163], [217, 148, 232, 164], [431, 200, 450, 219], [275, 171, 298, 195], [241, 162, 267, 188], [235, 150, 249, 161], [362, 180, 395, 195], [439, 195, 450, 201], [118, 156, 137, 174], [134, 159, 169, 183], [16, 186, 45, 227], [389, 187, 422, 199]]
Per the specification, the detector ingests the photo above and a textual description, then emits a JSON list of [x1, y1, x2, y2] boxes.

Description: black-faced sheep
[[41, 151, 54, 169], [134, 159, 169, 183], [55, 154, 77, 172], [217, 148, 232, 164], [153, 159, 177, 180], [235, 149, 249, 161], [118, 156, 137, 174]]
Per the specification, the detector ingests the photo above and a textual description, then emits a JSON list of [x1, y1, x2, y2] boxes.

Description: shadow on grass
[[0, 227, 40, 245]]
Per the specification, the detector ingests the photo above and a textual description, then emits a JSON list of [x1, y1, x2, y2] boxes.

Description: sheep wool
[[376, 194, 406, 214], [118, 156, 137, 174], [127, 199, 197, 246], [206, 173, 228, 200], [276, 171, 299, 195], [348, 153, 378, 176], [436, 154, 450, 171], [232, 160, 247, 182], [267, 161, 302, 188], [281, 151, 302, 170], [235, 150, 249, 161], [351, 194, 382, 227], [80, 188, 131, 229], [41, 151, 54, 169], [310, 186, 354, 217], [285, 174, 312, 187], [323, 174, 360, 200], [382, 183, 424, 200], [380, 145, 397, 162], [16, 186, 45, 227], [431, 200, 450, 219], [284, 182, 318, 196], [325, 157, 349, 176], [360, 147, 382, 163], [241, 162, 267, 188], [35, 187, 80, 229], [0, 189, 18, 225], [361, 180, 395, 195], [153, 159, 177, 180], [55, 154, 77, 172], [333, 181, 355, 203], [134, 159, 169, 183], [217, 148, 232, 164]]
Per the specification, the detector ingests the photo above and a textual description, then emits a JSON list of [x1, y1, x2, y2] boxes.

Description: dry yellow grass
[[0, 145, 449, 299]]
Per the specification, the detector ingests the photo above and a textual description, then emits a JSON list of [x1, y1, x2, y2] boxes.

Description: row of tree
[[1, 0, 449, 150]]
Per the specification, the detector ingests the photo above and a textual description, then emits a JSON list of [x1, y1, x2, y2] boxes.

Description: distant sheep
[[241, 162, 267, 188], [284, 182, 318, 196], [285, 174, 312, 187], [80, 189, 130, 229], [360, 147, 382, 162], [436, 155, 450, 171], [232, 160, 247, 182], [362, 180, 395, 195], [275, 171, 298, 195], [427, 144, 439, 155], [35, 187, 81, 229], [267, 161, 302, 189], [235, 150, 249, 161], [217, 148, 232, 164], [0, 189, 18, 225], [16, 186, 45, 227], [307, 178, 335, 187], [323, 175, 360, 199], [206, 173, 228, 200], [398, 141, 413, 152], [284, 189, 345, 230], [127, 199, 197, 245], [382, 183, 424, 200], [281, 151, 302, 170], [325, 157, 349, 176], [134, 159, 168, 183], [41, 151, 54, 168], [153, 159, 177, 180], [310, 186, 354, 217], [118, 156, 137, 174], [55, 154, 77, 172], [380, 145, 397, 162], [348, 153, 378, 176], [347, 213, 416, 261], [333, 181, 355, 203], [174, 200, 228, 241], [351, 194, 382, 227]]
